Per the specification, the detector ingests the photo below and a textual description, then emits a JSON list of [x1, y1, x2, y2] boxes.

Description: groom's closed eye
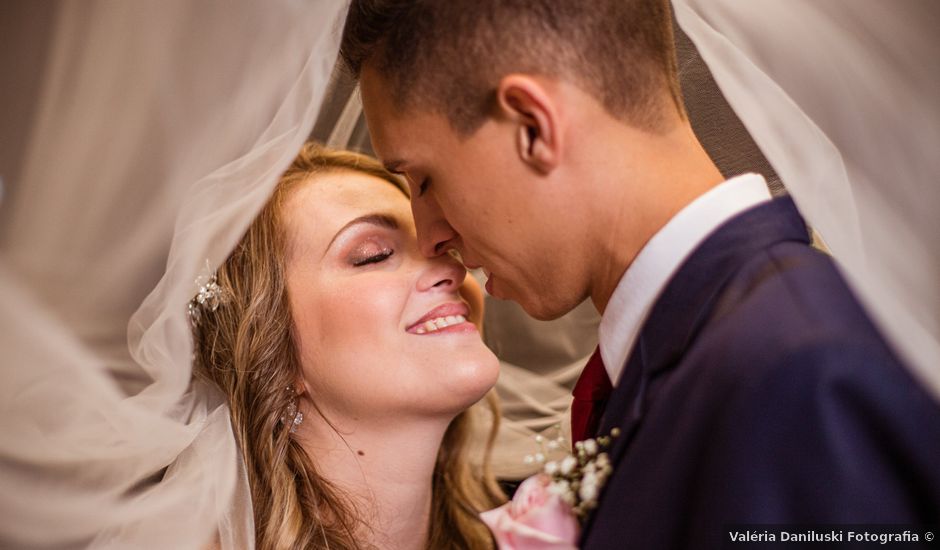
[[416, 177, 430, 197], [381, 159, 428, 198], [397, 171, 428, 198]]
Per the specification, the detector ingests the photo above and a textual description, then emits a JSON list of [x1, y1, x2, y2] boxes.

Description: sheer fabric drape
[[673, 0, 940, 399], [0, 1, 346, 547]]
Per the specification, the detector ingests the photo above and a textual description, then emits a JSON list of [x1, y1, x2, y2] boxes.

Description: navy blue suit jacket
[[581, 197, 940, 549]]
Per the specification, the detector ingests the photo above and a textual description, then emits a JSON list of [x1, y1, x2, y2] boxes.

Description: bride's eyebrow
[[325, 213, 399, 253]]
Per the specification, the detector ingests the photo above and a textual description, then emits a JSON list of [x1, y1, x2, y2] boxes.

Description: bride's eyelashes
[[352, 249, 394, 267], [348, 237, 396, 267]]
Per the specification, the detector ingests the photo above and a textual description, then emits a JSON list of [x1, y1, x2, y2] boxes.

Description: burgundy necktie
[[571, 346, 613, 445]]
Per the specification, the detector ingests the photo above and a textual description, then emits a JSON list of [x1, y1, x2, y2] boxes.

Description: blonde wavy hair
[[192, 143, 505, 549]]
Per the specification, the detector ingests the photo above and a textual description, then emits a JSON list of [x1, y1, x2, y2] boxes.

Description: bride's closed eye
[[353, 248, 394, 267], [349, 238, 396, 267]]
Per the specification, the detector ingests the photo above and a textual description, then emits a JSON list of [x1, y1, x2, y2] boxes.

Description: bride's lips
[[406, 302, 477, 335]]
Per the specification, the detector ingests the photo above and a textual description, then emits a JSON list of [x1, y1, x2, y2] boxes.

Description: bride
[[191, 143, 504, 549]]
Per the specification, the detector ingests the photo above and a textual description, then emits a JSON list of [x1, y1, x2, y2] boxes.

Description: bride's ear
[[294, 374, 310, 399], [496, 75, 561, 175]]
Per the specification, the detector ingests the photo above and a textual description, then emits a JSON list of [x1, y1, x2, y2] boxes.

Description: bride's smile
[[406, 301, 475, 335]]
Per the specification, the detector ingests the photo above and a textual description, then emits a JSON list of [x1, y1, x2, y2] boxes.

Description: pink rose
[[480, 474, 580, 550]]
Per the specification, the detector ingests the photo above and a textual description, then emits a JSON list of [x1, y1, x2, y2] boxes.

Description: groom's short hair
[[340, 0, 685, 135]]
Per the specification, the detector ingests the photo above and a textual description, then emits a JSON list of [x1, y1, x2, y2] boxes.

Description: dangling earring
[[280, 386, 304, 434]]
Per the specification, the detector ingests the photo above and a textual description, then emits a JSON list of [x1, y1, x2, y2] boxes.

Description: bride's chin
[[447, 354, 500, 407]]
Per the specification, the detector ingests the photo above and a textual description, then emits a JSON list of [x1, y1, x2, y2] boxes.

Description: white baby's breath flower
[[582, 471, 598, 486], [560, 455, 578, 475], [517, 428, 619, 521], [583, 439, 598, 455], [549, 480, 569, 495], [549, 479, 577, 506], [579, 481, 599, 502]]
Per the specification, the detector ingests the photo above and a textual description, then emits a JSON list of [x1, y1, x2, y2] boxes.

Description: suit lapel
[[582, 197, 811, 536]]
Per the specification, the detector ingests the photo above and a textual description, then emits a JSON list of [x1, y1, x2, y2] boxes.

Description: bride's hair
[[192, 143, 504, 550]]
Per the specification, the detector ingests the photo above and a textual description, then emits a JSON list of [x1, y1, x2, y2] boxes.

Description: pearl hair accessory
[[187, 260, 229, 327]]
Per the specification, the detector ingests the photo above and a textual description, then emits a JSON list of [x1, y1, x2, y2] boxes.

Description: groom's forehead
[[360, 69, 411, 157], [361, 70, 456, 164]]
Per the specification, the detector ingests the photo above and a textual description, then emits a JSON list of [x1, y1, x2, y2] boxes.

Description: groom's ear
[[496, 75, 561, 175]]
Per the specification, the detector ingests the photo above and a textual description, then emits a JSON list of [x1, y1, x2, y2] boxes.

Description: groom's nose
[[413, 194, 459, 258]]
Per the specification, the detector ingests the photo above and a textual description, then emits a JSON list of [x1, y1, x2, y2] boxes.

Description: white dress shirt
[[599, 173, 773, 385]]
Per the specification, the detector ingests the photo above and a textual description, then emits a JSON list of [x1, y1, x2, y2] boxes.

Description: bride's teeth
[[414, 314, 469, 333]]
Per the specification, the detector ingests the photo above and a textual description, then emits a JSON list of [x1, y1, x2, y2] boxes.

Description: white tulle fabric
[[2, 0, 938, 547], [672, 0, 940, 399], [0, 1, 346, 548]]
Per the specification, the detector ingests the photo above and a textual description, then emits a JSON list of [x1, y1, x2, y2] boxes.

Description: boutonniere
[[481, 429, 620, 550]]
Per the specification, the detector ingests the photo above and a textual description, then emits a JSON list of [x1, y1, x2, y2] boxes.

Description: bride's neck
[[295, 411, 452, 550]]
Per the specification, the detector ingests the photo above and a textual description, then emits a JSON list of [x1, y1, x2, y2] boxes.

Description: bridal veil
[[1, 0, 937, 547], [1, 1, 347, 547]]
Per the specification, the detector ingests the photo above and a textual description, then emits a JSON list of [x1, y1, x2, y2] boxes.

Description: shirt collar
[[598, 173, 773, 385]]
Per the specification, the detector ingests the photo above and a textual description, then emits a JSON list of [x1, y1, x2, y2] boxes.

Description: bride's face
[[283, 170, 499, 422]]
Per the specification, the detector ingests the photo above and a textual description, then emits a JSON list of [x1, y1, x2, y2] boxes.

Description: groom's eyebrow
[[326, 213, 400, 253]]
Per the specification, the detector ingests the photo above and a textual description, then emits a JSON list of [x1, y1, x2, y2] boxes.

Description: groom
[[341, 0, 940, 547]]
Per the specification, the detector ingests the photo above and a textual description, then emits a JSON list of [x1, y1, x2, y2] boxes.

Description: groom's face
[[361, 70, 587, 320]]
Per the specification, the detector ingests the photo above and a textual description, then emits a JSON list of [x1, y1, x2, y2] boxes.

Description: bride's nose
[[415, 254, 466, 293]]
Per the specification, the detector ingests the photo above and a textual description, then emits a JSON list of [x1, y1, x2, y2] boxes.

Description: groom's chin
[[515, 292, 579, 322], [489, 273, 584, 320]]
